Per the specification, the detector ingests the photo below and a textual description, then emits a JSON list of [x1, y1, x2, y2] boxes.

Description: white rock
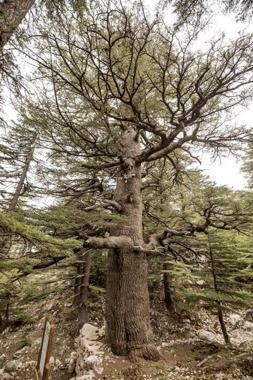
[[55, 358, 62, 368], [49, 356, 55, 367], [196, 280, 205, 286], [78, 324, 104, 354], [85, 355, 103, 374], [46, 303, 54, 311], [4, 361, 17, 373], [229, 313, 242, 327], [243, 321, 253, 331], [80, 324, 98, 339], [73, 371, 95, 380], [73, 324, 105, 378], [197, 330, 217, 342]]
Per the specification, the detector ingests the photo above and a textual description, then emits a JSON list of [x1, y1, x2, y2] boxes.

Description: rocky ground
[[0, 286, 253, 380]]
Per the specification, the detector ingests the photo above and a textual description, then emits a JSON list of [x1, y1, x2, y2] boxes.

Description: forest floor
[[0, 274, 253, 380]]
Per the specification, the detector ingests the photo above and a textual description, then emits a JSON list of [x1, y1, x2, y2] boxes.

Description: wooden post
[[35, 318, 55, 380]]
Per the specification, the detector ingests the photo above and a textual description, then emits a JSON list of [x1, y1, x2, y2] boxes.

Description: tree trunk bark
[[73, 249, 91, 327], [8, 143, 35, 211], [0, 0, 35, 49], [105, 126, 159, 361], [163, 262, 175, 313], [78, 250, 91, 326], [217, 302, 231, 346], [208, 233, 231, 347]]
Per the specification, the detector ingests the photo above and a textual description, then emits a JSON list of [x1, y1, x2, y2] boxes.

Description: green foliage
[[146, 164, 253, 322], [0, 210, 81, 325], [182, 229, 253, 311], [162, 260, 191, 277], [0, 257, 39, 272], [185, 288, 253, 306], [0, 211, 81, 255]]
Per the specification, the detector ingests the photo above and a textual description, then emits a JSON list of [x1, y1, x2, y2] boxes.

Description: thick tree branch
[[85, 236, 133, 249]]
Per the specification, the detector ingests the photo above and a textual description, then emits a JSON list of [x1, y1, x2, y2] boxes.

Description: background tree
[[158, 177, 253, 345], [242, 141, 253, 189], [0, 121, 38, 256], [0, 118, 82, 327]]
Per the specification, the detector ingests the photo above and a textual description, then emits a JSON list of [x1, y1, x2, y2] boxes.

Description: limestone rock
[[239, 340, 253, 351], [229, 313, 242, 328], [85, 355, 103, 374], [243, 321, 253, 331], [4, 361, 17, 373], [197, 330, 217, 342], [76, 371, 95, 380], [55, 358, 63, 369], [49, 356, 55, 368], [80, 323, 98, 338], [73, 323, 105, 378]]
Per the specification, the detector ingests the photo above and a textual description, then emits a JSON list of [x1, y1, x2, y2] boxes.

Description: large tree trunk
[[0, 0, 35, 49], [105, 126, 159, 361], [73, 249, 91, 327]]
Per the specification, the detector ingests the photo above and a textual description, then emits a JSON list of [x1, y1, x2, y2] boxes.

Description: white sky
[[197, 154, 247, 190]]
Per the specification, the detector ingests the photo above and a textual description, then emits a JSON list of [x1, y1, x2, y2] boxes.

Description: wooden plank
[[43, 322, 54, 380], [36, 318, 55, 380]]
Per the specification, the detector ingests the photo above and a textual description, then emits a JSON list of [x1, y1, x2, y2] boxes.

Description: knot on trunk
[[128, 344, 160, 362], [120, 157, 136, 180]]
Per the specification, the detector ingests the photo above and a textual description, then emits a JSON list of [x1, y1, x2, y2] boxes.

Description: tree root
[[129, 344, 160, 362]]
